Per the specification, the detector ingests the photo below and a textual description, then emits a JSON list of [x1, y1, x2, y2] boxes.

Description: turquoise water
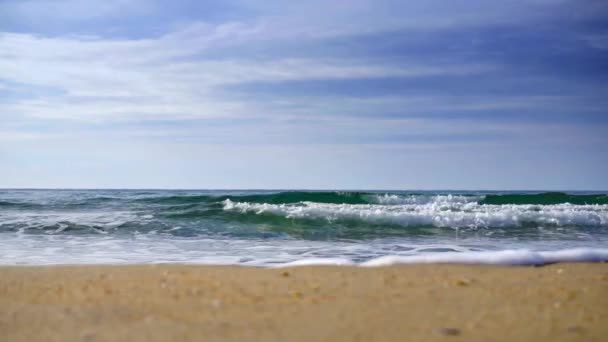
[[1, 190, 607, 265]]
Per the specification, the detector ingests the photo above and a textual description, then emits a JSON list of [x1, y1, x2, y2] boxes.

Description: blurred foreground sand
[[1, 263, 607, 341]]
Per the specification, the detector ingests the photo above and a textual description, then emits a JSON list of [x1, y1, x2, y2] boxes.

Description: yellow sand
[[1, 263, 607, 341]]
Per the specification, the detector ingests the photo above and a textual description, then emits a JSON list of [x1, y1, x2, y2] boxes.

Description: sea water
[[1, 189, 607, 266]]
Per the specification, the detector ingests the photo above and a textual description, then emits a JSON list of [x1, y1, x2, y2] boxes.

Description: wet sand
[[1, 263, 607, 341]]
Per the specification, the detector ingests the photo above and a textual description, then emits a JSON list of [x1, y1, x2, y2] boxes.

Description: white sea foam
[[0, 211, 144, 233], [276, 258, 356, 267], [359, 249, 608, 266], [223, 199, 608, 228], [371, 194, 480, 205], [0, 231, 605, 266], [274, 249, 608, 267]]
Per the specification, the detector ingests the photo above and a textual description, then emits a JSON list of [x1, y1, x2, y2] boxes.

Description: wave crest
[[223, 199, 608, 228]]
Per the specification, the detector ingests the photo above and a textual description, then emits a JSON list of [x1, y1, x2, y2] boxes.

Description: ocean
[[1, 189, 607, 266]]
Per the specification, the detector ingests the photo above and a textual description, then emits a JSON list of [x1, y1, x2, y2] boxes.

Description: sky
[[0, 0, 607, 190]]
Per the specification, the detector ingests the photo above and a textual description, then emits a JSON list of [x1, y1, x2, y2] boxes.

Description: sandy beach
[[1, 263, 607, 341]]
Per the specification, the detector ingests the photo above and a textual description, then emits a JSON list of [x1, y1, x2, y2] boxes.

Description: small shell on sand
[[289, 290, 303, 299], [566, 325, 585, 333], [436, 327, 460, 336], [455, 278, 471, 286], [81, 332, 96, 342]]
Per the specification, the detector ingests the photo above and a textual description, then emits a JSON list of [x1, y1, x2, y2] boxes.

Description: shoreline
[[1, 263, 607, 341]]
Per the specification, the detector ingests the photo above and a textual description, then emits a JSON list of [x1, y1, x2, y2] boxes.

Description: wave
[[0, 234, 605, 265], [0, 200, 44, 209], [223, 199, 608, 229], [3, 190, 608, 266], [3, 191, 608, 239], [276, 248, 608, 267], [135, 191, 608, 206], [139, 191, 372, 205], [480, 192, 608, 205], [372, 194, 480, 205], [0, 211, 151, 234], [3, 191, 607, 210]]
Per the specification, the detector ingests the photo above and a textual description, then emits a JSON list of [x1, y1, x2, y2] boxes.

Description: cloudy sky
[[1, 0, 607, 189]]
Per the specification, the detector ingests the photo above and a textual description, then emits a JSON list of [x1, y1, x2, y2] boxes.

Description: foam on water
[[223, 199, 608, 228], [0, 211, 148, 234], [359, 249, 608, 266], [370, 194, 480, 205], [277, 249, 608, 267], [0, 231, 605, 266]]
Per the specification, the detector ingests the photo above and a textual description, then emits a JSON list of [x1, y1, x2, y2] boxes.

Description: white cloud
[[0, 23, 493, 122], [2, 1, 594, 124], [1, 0, 153, 22]]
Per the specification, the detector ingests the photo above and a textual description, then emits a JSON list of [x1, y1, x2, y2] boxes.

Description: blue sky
[[1, 0, 607, 189]]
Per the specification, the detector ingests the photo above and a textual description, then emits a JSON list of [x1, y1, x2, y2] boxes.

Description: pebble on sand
[[455, 278, 471, 286], [436, 327, 461, 336]]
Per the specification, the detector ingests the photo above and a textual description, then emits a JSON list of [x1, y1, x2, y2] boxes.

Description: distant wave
[[138, 191, 372, 205], [142, 191, 608, 206], [480, 192, 608, 205], [3, 191, 607, 210], [0, 200, 44, 209]]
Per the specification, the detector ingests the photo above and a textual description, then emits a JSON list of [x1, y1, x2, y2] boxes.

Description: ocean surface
[[1, 189, 607, 266]]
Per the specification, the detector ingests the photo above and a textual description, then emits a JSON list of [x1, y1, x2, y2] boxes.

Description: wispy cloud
[[0, 22, 496, 122], [0, 0, 154, 23]]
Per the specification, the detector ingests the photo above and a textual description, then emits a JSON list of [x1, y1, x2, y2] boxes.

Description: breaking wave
[[223, 199, 608, 229]]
